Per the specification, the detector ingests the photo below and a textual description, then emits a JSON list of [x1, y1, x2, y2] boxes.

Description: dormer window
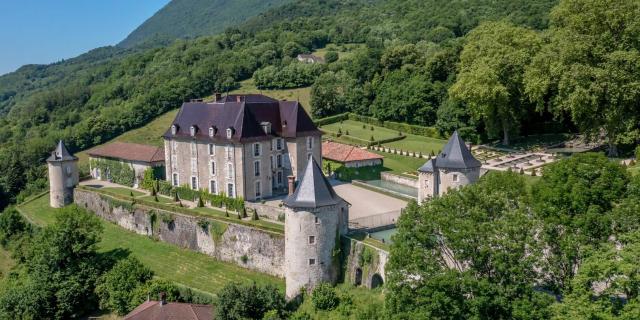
[[261, 122, 271, 135], [209, 126, 217, 138], [226, 127, 234, 139], [171, 124, 179, 135], [190, 125, 197, 137]]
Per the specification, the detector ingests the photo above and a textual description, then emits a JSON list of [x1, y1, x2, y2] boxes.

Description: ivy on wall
[[91, 159, 135, 187], [155, 180, 245, 213]]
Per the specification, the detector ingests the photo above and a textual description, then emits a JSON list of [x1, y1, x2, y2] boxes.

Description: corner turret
[[47, 140, 79, 208]]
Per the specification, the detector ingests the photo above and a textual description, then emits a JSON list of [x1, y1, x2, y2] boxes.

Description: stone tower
[[283, 158, 349, 300], [47, 140, 79, 208], [418, 131, 481, 203]]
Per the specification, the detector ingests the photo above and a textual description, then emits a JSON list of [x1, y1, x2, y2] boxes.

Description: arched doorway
[[371, 273, 383, 289], [354, 268, 363, 286]]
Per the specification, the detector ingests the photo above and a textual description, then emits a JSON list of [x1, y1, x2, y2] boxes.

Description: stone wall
[[381, 172, 418, 188], [74, 188, 285, 277], [342, 238, 388, 289]]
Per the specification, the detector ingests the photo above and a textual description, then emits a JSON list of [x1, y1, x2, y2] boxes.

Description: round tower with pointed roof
[[47, 140, 79, 208], [283, 158, 349, 300], [418, 131, 481, 203]]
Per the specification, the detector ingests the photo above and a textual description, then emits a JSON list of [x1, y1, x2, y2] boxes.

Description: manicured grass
[[383, 134, 446, 155], [295, 283, 385, 319], [373, 151, 426, 176], [76, 109, 178, 165], [17, 195, 284, 296], [101, 187, 146, 197], [228, 79, 312, 114], [321, 120, 399, 142], [193, 207, 284, 231], [140, 195, 174, 204], [629, 165, 640, 176], [312, 43, 365, 61]]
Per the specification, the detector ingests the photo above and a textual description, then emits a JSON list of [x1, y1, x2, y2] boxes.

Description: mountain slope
[[119, 0, 292, 48]]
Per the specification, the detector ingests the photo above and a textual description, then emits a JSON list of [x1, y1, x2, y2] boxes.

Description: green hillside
[[119, 0, 292, 48]]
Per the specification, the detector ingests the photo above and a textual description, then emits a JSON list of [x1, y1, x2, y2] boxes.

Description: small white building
[[87, 142, 165, 188]]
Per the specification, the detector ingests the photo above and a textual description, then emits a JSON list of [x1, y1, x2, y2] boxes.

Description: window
[[227, 163, 234, 179], [255, 181, 261, 198], [254, 161, 261, 177], [226, 128, 233, 139], [315, 216, 319, 224], [277, 171, 283, 185], [276, 154, 282, 168], [261, 122, 271, 134], [210, 180, 217, 194], [210, 161, 216, 175], [191, 176, 198, 190], [270, 155, 274, 169], [171, 125, 178, 135], [308, 259, 316, 265], [209, 126, 216, 137], [172, 173, 179, 186], [208, 144, 215, 156], [276, 138, 283, 151], [308, 236, 315, 244], [452, 174, 459, 182], [253, 143, 261, 157], [227, 183, 235, 198], [190, 125, 197, 137], [65, 165, 72, 175], [307, 136, 313, 150], [225, 145, 233, 160]]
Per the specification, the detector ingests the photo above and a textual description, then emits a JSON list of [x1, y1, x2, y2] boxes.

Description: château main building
[[163, 94, 322, 201]]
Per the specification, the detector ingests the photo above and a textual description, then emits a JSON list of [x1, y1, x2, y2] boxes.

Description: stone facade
[[74, 188, 285, 277], [48, 160, 79, 208], [164, 136, 321, 201], [284, 201, 349, 299], [343, 239, 388, 289], [90, 157, 163, 189]]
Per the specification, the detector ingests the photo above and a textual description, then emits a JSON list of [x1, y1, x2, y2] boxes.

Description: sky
[[0, 0, 171, 76]]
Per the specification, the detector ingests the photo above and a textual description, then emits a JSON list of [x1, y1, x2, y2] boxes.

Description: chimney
[[214, 92, 222, 101], [287, 176, 296, 195], [159, 292, 167, 306]]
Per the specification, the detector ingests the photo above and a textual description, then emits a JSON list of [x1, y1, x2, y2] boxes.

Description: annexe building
[[88, 142, 165, 188], [163, 94, 322, 201], [322, 141, 383, 168]]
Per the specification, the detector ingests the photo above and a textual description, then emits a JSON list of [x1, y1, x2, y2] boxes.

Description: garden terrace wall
[[74, 188, 285, 277], [381, 172, 418, 188], [342, 238, 388, 289]]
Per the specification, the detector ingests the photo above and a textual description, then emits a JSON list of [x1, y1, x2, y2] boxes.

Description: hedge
[[314, 112, 349, 126], [155, 181, 245, 214], [346, 113, 440, 138]]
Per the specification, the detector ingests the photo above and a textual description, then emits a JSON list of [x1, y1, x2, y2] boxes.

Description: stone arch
[[354, 268, 363, 286], [371, 273, 383, 289]]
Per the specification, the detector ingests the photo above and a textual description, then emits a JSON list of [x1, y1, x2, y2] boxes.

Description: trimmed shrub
[[311, 283, 339, 311]]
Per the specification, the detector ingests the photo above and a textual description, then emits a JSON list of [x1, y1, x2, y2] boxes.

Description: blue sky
[[0, 0, 170, 75]]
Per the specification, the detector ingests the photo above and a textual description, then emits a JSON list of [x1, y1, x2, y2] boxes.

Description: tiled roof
[[283, 157, 343, 209], [47, 140, 78, 162], [87, 142, 165, 163], [125, 301, 213, 320], [322, 141, 383, 163], [163, 94, 321, 142], [419, 130, 481, 172]]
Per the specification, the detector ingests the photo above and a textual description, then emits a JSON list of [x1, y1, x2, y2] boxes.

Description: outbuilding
[[87, 142, 165, 188], [322, 141, 383, 168]]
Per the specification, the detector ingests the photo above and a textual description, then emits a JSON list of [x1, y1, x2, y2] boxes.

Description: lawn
[[374, 151, 426, 176], [101, 187, 146, 197], [630, 164, 640, 176], [139, 194, 174, 204], [228, 79, 312, 114], [17, 194, 284, 296], [321, 120, 400, 143], [311, 43, 366, 61], [383, 134, 446, 155]]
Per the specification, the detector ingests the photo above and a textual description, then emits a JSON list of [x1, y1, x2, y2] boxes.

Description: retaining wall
[[342, 238, 388, 289], [380, 172, 418, 188]]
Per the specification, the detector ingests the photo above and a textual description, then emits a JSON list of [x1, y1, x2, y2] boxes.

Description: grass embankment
[[229, 79, 312, 114], [296, 284, 385, 319], [76, 109, 178, 165], [629, 164, 640, 176], [17, 194, 284, 296], [322, 120, 400, 142]]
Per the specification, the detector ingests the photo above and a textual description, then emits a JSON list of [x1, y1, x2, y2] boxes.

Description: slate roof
[[418, 131, 481, 172], [283, 157, 343, 209], [163, 94, 321, 143], [47, 140, 78, 162], [87, 142, 165, 163], [124, 300, 212, 320], [322, 141, 383, 163]]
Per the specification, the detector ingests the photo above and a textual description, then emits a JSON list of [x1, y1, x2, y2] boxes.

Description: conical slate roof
[[46, 140, 78, 162], [283, 158, 342, 209], [419, 131, 480, 172]]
